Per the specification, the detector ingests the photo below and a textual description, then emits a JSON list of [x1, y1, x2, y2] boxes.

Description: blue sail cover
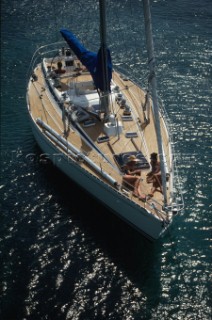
[[60, 29, 112, 91]]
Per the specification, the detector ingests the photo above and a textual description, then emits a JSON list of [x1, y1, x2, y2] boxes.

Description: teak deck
[[28, 58, 171, 220]]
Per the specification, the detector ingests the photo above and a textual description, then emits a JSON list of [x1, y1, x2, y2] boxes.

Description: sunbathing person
[[146, 152, 162, 196], [123, 155, 146, 201]]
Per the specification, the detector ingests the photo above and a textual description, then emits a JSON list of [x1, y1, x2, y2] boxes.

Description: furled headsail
[[60, 29, 112, 91]]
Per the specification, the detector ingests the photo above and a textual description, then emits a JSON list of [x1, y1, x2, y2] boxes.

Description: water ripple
[[1, 0, 211, 319]]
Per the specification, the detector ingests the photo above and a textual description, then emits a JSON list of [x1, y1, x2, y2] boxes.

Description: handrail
[[26, 41, 66, 83], [36, 118, 119, 188]]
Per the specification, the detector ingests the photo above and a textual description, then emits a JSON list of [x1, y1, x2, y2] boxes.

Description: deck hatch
[[114, 151, 150, 171]]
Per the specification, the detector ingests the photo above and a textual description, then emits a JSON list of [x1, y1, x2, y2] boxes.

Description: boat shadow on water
[[32, 152, 163, 317], [2, 145, 164, 320]]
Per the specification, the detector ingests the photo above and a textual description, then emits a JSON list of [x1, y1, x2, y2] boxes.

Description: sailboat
[[26, 0, 183, 241]]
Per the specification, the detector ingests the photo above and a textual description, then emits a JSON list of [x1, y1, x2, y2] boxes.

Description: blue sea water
[[1, 0, 211, 319]]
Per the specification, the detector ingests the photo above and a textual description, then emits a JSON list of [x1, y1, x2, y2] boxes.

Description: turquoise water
[[1, 0, 211, 319]]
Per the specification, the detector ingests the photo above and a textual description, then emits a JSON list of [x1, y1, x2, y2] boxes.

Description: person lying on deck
[[146, 152, 162, 197], [123, 155, 146, 201]]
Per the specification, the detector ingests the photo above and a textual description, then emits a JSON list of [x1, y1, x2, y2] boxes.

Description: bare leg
[[135, 179, 146, 201], [134, 178, 140, 196], [123, 176, 138, 195], [151, 175, 162, 195], [123, 176, 146, 201], [150, 186, 156, 195]]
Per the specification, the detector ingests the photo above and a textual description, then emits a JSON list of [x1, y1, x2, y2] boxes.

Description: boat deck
[[27, 58, 172, 220]]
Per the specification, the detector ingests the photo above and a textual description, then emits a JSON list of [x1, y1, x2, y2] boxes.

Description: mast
[[142, 0, 167, 205], [99, 0, 110, 117]]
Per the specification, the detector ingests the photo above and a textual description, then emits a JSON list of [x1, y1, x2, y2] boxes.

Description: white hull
[[26, 4, 184, 240], [29, 115, 167, 241]]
